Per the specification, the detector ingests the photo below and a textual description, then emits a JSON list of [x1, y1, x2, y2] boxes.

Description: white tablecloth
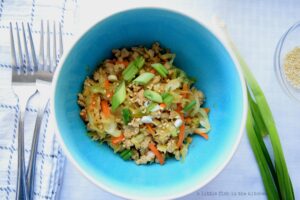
[[58, 0, 300, 199]]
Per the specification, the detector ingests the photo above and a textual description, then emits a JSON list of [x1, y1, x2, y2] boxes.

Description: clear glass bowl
[[274, 21, 300, 102]]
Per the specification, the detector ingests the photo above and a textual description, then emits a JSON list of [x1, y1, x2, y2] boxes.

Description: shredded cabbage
[[165, 78, 182, 91], [157, 144, 167, 153], [197, 108, 211, 133], [131, 134, 145, 147], [102, 116, 121, 137]]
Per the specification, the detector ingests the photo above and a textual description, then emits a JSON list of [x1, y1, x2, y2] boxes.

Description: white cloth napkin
[[0, 91, 65, 200], [0, 0, 77, 199]]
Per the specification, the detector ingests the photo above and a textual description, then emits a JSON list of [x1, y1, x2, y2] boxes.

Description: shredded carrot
[[194, 129, 209, 140], [146, 124, 155, 135], [149, 143, 164, 165], [150, 69, 156, 74], [179, 114, 184, 120], [177, 124, 185, 148], [104, 79, 113, 98], [175, 104, 184, 120], [204, 108, 210, 114], [101, 100, 110, 117], [116, 60, 129, 67], [160, 103, 166, 109], [182, 83, 189, 98], [185, 117, 192, 123], [111, 134, 125, 144], [178, 114, 184, 121], [176, 104, 185, 148], [104, 79, 110, 90]]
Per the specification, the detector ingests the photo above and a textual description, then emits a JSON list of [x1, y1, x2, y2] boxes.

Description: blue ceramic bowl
[[52, 8, 247, 199]]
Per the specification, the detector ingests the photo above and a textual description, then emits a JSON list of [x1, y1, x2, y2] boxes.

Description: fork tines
[[39, 20, 63, 72], [10, 22, 36, 74], [10, 21, 64, 74]]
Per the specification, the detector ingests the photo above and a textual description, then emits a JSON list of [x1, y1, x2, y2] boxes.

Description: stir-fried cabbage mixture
[[78, 43, 211, 165]]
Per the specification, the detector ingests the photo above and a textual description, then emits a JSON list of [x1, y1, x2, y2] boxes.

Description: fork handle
[[16, 112, 29, 200], [26, 100, 48, 199]]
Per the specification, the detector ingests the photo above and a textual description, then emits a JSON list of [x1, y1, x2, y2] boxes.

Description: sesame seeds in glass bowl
[[274, 21, 300, 102]]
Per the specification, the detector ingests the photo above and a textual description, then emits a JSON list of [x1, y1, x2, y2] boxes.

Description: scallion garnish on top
[[183, 100, 196, 112], [111, 81, 126, 111], [144, 90, 162, 103], [162, 93, 174, 106], [120, 149, 132, 160], [151, 63, 168, 77], [122, 108, 132, 125], [122, 56, 145, 81], [90, 84, 105, 94], [133, 72, 154, 85], [146, 102, 158, 113]]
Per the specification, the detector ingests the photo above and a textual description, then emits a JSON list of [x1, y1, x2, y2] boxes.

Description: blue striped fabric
[[0, 0, 76, 199], [0, 101, 65, 200]]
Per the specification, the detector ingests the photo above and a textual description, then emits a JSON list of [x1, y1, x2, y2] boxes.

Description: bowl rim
[[51, 7, 248, 200]]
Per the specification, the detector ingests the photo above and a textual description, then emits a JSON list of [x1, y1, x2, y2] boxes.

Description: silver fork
[[10, 21, 63, 200], [26, 20, 63, 200], [10, 22, 38, 200]]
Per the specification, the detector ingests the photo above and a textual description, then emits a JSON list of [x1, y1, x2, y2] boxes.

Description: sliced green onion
[[176, 68, 186, 78], [198, 108, 211, 133], [122, 64, 138, 81], [122, 56, 145, 81], [135, 57, 145, 69], [144, 90, 162, 103], [151, 63, 168, 77], [186, 76, 197, 84], [90, 85, 105, 94], [161, 93, 168, 99], [133, 72, 154, 85], [160, 53, 175, 61], [183, 100, 196, 112], [87, 132, 97, 137], [111, 81, 126, 111], [146, 102, 157, 113], [162, 93, 174, 106], [120, 149, 132, 160], [170, 54, 176, 64], [170, 128, 178, 137], [122, 108, 132, 125], [120, 149, 130, 157], [132, 111, 144, 118], [171, 70, 177, 79]]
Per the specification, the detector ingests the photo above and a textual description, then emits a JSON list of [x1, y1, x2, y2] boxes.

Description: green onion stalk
[[216, 17, 294, 200]]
